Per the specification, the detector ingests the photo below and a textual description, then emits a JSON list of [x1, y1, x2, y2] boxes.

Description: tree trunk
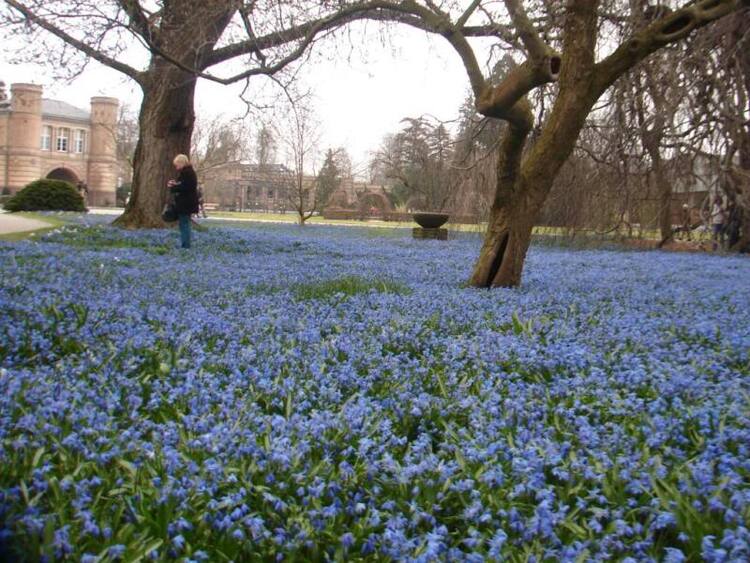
[[469, 113, 541, 288], [732, 10, 750, 252], [646, 148, 673, 244], [469, 191, 539, 288], [658, 177, 673, 244], [114, 67, 197, 228], [469, 0, 599, 288]]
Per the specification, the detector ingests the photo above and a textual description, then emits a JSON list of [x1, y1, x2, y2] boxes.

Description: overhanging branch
[[115, 0, 154, 44], [5, 0, 143, 82], [503, 0, 550, 62], [593, 0, 746, 96]]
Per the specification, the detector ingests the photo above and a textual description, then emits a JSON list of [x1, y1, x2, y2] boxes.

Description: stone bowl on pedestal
[[412, 212, 450, 229]]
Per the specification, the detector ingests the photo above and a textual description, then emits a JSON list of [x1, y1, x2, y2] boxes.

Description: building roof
[[41, 99, 89, 122]]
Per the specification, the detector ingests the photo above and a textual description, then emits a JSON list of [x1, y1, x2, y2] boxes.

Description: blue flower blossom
[[1, 221, 749, 560]]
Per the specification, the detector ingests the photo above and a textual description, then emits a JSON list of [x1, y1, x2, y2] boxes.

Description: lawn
[[206, 211, 487, 233], [0, 212, 69, 242], [0, 222, 748, 562]]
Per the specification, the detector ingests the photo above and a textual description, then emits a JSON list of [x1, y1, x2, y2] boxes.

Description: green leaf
[[19, 480, 30, 505], [117, 458, 137, 478], [42, 517, 56, 561], [285, 392, 293, 419], [125, 538, 164, 563], [31, 446, 45, 468]]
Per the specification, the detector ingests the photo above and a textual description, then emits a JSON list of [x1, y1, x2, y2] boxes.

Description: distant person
[[167, 154, 199, 249], [710, 196, 725, 250], [76, 181, 89, 205], [197, 186, 207, 218], [679, 203, 692, 241]]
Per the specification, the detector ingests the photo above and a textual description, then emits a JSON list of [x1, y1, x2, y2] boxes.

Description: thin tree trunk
[[115, 68, 197, 228], [638, 63, 674, 246], [646, 148, 673, 244], [658, 178, 673, 244]]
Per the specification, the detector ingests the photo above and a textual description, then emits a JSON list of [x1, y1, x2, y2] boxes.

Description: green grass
[[209, 212, 718, 242], [292, 275, 411, 301], [39, 225, 174, 254], [0, 212, 69, 242], [207, 211, 487, 232]]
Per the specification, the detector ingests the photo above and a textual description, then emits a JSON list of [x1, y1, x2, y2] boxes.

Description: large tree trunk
[[111, 4, 233, 228], [469, 117, 542, 288], [469, 192, 539, 288], [115, 67, 197, 228], [470, 0, 599, 288]]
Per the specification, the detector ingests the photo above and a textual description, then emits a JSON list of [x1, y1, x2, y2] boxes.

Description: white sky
[[1, 25, 479, 176]]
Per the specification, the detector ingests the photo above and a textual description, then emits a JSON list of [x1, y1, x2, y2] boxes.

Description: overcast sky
[[1, 25, 479, 176]]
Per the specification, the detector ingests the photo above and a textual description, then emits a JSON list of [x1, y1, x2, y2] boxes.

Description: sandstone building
[[0, 82, 119, 206], [200, 160, 387, 215]]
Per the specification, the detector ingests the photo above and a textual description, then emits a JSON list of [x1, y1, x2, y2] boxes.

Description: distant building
[[200, 161, 317, 212], [0, 82, 119, 206], [199, 159, 397, 216], [659, 154, 714, 226]]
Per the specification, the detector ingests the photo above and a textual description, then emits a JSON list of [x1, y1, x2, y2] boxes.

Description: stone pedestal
[[412, 227, 448, 240]]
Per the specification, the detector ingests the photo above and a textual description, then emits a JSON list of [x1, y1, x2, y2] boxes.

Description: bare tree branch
[[593, 0, 746, 97], [5, 0, 142, 81]]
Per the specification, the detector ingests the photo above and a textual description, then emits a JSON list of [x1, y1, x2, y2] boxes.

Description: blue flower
[[107, 544, 126, 559], [2, 220, 750, 560]]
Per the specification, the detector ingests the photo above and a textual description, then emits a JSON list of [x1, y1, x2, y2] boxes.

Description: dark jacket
[[170, 165, 199, 215]]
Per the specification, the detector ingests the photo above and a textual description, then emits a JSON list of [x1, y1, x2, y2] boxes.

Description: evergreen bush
[[4, 179, 86, 212]]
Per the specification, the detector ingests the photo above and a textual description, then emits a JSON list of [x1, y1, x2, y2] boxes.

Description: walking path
[[0, 211, 52, 235]]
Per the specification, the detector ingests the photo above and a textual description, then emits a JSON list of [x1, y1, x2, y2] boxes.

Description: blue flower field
[[1, 222, 749, 562]]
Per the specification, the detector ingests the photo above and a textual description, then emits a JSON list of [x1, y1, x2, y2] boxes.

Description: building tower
[[5, 83, 43, 192], [87, 96, 119, 206]]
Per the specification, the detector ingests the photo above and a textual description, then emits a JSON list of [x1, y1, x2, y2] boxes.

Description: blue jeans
[[178, 214, 191, 248]]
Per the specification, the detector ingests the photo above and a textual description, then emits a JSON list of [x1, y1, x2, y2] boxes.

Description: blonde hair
[[173, 154, 190, 167]]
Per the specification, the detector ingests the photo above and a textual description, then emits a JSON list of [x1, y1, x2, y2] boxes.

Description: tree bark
[[638, 63, 676, 245], [470, 0, 599, 288], [469, 189, 538, 288], [731, 9, 750, 252], [469, 111, 539, 288], [656, 167, 674, 244], [468, 0, 743, 286], [643, 135, 673, 243], [115, 67, 197, 228]]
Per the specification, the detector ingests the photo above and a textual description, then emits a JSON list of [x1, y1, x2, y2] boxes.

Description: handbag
[[161, 201, 178, 222]]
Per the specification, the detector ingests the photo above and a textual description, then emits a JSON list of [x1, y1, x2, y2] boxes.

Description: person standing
[[710, 196, 726, 251], [197, 186, 207, 218], [167, 154, 199, 249]]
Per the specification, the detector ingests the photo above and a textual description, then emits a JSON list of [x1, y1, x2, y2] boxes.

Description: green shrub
[[4, 179, 86, 212]]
